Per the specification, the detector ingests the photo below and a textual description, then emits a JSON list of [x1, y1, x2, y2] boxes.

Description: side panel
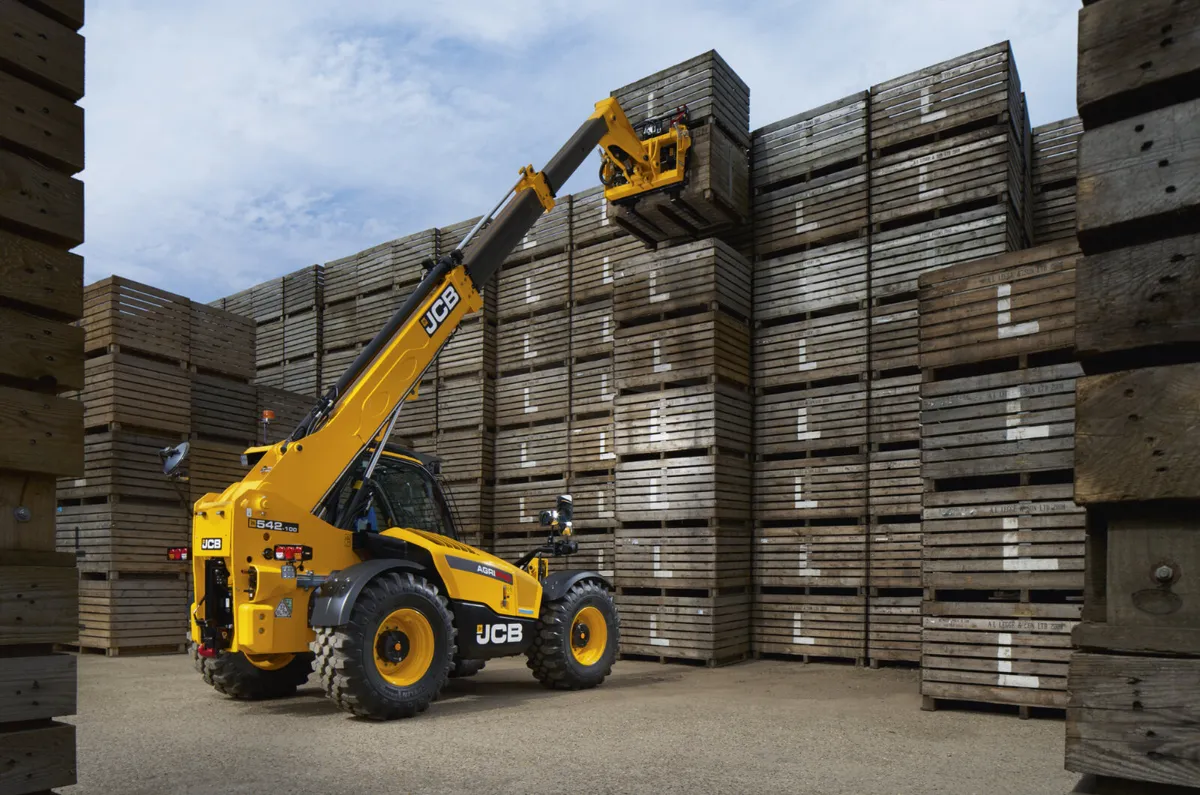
[[451, 602, 537, 659]]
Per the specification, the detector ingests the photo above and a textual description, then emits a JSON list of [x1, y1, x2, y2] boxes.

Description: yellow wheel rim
[[570, 606, 608, 667], [373, 608, 435, 687], [245, 653, 295, 671]]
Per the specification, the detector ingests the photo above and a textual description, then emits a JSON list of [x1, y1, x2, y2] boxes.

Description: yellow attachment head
[[515, 165, 556, 213]]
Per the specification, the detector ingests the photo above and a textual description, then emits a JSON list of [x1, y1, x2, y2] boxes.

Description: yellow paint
[[571, 606, 608, 667], [593, 97, 691, 203], [373, 608, 434, 687]]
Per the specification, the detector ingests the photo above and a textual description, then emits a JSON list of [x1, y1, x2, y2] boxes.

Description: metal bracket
[[515, 165, 556, 213]]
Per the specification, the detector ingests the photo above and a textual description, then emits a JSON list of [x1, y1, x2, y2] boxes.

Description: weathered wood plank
[[1104, 511, 1200, 640], [0, 384, 81, 476], [0, 304, 82, 390], [0, 563, 77, 645], [1075, 364, 1200, 503], [0, 69, 84, 173], [0, 0, 84, 99], [0, 652, 76, 722], [0, 721, 76, 793], [0, 471, 56, 551], [0, 147, 83, 244], [0, 227, 81, 317]]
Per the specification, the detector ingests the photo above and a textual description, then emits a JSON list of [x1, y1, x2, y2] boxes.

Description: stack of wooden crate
[[918, 241, 1084, 716], [0, 1, 85, 788], [613, 239, 754, 664], [750, 92, 873, 664], [1066, 1, 1200, 789], [607, 51, 751, 245], [1030, 117, 1083, 245]]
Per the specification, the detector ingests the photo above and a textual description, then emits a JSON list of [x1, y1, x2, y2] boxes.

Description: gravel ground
[[65, 654, 1078, 795]]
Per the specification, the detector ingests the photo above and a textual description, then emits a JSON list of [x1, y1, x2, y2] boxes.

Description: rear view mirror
[[556, 494, 573, 527]]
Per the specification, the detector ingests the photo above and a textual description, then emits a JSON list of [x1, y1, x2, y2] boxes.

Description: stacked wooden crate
[[1066, 1, 1200, 789], [750, 92, 873, 664], [613, 239, 754, 665], [607, 51, 751, 245], [1030, 117, 1083, 245], [918, 241, 1084, 716], [0, 1, 85, 788]]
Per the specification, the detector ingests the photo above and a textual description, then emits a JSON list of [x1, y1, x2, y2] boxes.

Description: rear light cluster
[[274, 545, 312, 562], [167, 547, 191, 561]]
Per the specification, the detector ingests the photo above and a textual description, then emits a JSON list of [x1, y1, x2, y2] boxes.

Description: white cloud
[[80, 0, 1079, 301]]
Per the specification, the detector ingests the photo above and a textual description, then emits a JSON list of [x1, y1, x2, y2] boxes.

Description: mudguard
[[541, 570, 613, 603], [310, 558, 426, 627]]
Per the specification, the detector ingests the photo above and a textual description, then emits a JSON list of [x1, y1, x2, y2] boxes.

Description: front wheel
[[526, 580, 619, 690], [312, 572, 455, 720]]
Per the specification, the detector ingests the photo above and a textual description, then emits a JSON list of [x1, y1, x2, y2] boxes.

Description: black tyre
[[449, 658, 486, 679], [526, 580, 619, 690], [190, 643, 313, 700], [312, 572, 455, 720]]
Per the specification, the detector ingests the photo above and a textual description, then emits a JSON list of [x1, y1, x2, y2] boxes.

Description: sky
[[80, 0, 1080, 303]]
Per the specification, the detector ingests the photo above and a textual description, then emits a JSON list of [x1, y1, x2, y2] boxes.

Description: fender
[[310, 558, 426, 627], [541, 570, 612, 603]]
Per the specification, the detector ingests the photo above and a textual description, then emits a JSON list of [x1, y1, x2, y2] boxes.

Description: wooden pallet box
[[255, 385, 312, 442], [922, 482, 1085, 591], [754, 453, 867, 521], [921, 599, 1080, 709], [754, 311, 867, 389], [614, 238, 751, 323], [188, 303, 255, 380], [80, 352, 191, 435], [505, 199, 571, 265], [249, 278, 284, 323], [392, 228, 439, 288], [567, 473, 615, 531], [1031, 117, 1082, 245], [616, 452, 751, 522], [57, 430, 185, 503], [570, 187, 622, 250], [869, 594, 922, 663], [277, 356, 319, 398], [492, 477, 566, 534], [494, 424, 566, 479], [494, 365, 569, 427], [870, 299, 920, 372], [354, 287, 402, 346], [569, 414, 617, 474], [82, 277, 190, 361], [868, 372, 922, 446], [753, 591, 866, 660], [442, 477, 492, 544], [0, 722, 76, 793], [188, 438, 248, 501], [565, 528, 616, 579], [191, 372, 256, 443], [870, 41, 1022, 152], [393, 373, 437, 437], [918, 240, 1078, 371], [254, 317, 284, 368], [752, 92, 867, 190], [869, 448, 922, 516], [321, 252, 358, 305], [570, 299, 615, 363], [282, 308, 319, 360], [496, 250, 569, 320], [432, 372, 486, 432], [436, 427, 494, 481], [77, 572, 189, 652], [497, 308, 571, 372], [869, 518, 923, 588], [571, 355, 615, 417], [615, 382, 751, 456], [0, 561, 79, 646], [754, 165, 868, 261], [615, 311, 750, 390], [753, 522, 867, 589], [753, 240, 867, 321], [616, 523, 750, 590], [0, 651, 76, 724], [437, 315, 495, 379], [56, 501, 190, 574], [0, 385, 82, 478], [617, 589, 751, 662], [571, 235, 642, 302], [755, 380, 866, 456]]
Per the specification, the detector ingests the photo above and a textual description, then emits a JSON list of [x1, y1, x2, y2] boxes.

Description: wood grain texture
[[1075, 364, 1200, 503], [1067, 652, 1200, 788], [0, 564, 77, 645], [0, 305, 82, 390], [21, 0, 85, 29], [0, 722, 76, 792], [0, 383, 82, 476], [1077, 0, 1200, 128], [1076, 233, 1200, 357], [0, 652, 76, 722], [1073, 621, 1200, 656], [1076, 99, 1200, 255], [0, 471, 56, 552], [0, 0, 84, 99], [0, 226, 82, 317], [0, 69, 84, 173], [1106, 513, 1200, 636], [0, 147, 84, 245]]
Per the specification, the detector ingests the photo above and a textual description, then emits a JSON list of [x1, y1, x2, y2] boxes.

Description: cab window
[[374, 458, 453, 537]]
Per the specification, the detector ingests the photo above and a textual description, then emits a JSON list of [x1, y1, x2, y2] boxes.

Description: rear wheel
[[526, 580, 618, 690], [312, 572, 455, 720], [190, 643, 313, 700]]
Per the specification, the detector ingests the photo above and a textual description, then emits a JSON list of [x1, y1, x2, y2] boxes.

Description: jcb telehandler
[[162, 96, 692, 719]]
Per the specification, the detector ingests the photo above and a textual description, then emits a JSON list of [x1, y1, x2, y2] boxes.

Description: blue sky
[[80, 1, 1080, 303]]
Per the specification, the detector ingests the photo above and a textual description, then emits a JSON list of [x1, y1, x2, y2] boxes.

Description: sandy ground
[[65, 654, 1078, 795]]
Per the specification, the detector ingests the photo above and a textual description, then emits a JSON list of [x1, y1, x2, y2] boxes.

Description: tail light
[[273, 544, 312, 562], [167, 547, 191, 561]]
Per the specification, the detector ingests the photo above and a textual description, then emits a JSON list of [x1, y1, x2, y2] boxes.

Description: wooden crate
[[755, 380, 866, 456], [869, 517, 922, 588], [753, 522, 867, 589], [442, 477, 492, 542], [870, 41, 1022, 151], [921, 599, 1080, 708], [869, 593, 921, 663], [436, 427, 493, 481], [571, 355, 615, 416], [282, 307, 319, 360], [506, 197, 571, 264], [319, 346, 357, 393], [570, 298, 614, 359], [278, 355, 318, 398], [572, 235, 644, 302], [77, 572, 189, 652], [80, 352, 190, 434], [497, 250, 569, 319], [321, 252, 358, 306], [189, 303, 254, 379], [0, 560, 78, 647], [320, 299, 356, 352], [255, 385, 311, 443], [870, 299, 919, 372], [918, 240, 1078, 370], [570, 187, 622, 250], [0, 384, 82, 479], [399, 373, 437, 437], [495, 365, 569, 427], [433, 372, 487, 432], [615, 382, 751, 455], [921, 362, 1080, 481], [0, 721, 76, 794], [616, 524, 750, 589], [752, 591, 866, 660], [219, 287, 253, 319], [869, 447, 921, 516], [392, 228, 440, 288], [354, 287, 402, 346], [870, 204, 1023, 300], [280, 264, 322, 314], [868, 372, 921, 446], [497, 308, 571, 372], [754, 240, 867, 321], [188, 438, 247, 501], [438, 216, 482, 259], [567, 473, 615, 531], [437, 315, 495, 379], [754, 453, 866, 521], [56, 500, 189, 573], [1031, 117, 1082, 245], [616, 452, 750, 522], [923, 482, 1084, 591], [752, 92, 867, 190], [249, 278, 284, 323], [754, 311, 867, 389], [564, 528, 616, 579], [58, 430, 187, 503], [494, 423, 567, 478], [615, 311, 750, 389], [191, 372, 256, 443], [1066, 653, 1200, 789], [617, 589, 751, 663], [1076, 98, 1200, 254], [82, 277, 190, 360], [493, 477, 566, 534], [614, 238, 751, 323], [569, 414, 616, 473], [255, 317, 284, 368], [754, 165, 867, 258], [611, 49, 750, 146]]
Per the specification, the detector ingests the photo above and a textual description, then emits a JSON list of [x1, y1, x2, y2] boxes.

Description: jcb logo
[[476, 623, 523, 645], [421, 285, 461, 337], [200, 538, 222, 551]]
